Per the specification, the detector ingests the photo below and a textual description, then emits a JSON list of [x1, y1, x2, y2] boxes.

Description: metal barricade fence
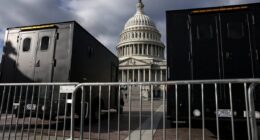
[[70, 79, 259, 140], [0, 83, 77, 140], [0, 79, 259, 140]]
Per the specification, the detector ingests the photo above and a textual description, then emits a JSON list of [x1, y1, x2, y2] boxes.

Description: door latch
[[35, 60, 40, 67], [51, 59, 56, 67], [225, 52, 232, 60]]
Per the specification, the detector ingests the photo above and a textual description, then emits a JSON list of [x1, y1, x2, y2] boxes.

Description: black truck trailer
[[167, 3, 260, 127], [0, 21, 120, 119]]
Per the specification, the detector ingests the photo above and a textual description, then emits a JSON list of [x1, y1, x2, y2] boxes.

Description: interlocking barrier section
[[0, 83, 77, 140], [0, 79, 259, 140]]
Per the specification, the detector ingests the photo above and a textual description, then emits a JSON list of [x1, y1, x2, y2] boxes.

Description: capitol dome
[[117, 0, 165, 61], [117, 0, 166, 97]]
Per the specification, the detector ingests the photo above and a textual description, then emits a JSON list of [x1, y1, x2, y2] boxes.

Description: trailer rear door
[[191, 14, 220, 79], [16, 31, 38, 82], [34, 29, 56, 82], [190, 14, 221, 112], [220, 12, 253, 78], [220, 12, 253, 116], [252, 12, 260, 77], [16, 29, 56, 82]]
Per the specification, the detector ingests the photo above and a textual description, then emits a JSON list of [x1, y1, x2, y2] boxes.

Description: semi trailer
[[166, 2, 260, 137], [0, 21, 121, 120]]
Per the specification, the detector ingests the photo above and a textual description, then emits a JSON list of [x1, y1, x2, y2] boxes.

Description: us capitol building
[[117, 0, 166, 97]]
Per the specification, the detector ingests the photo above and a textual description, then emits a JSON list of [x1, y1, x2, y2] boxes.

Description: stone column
[[129, 45, 131, 56], [124, 46, 126, 56], [131, 45, 133, 55], [137, 44, 140, 55], [122, 47, 124, 56], [158, 47, 160, 57], [160, 70, 163, 81], [155, 46, 157, 57], [143, 69, 146, 82], [149, 69, 151, 82], [138, 69, 140, 82], [125, 46, 127, 56], [151, 45, 154, 56], [127, 45, 129, 56], [127, 69, 129, 82], [160, 48, 163, 58], [142, 44, 144, 55], [121, 70, 124, 82], [155, 70, 157, 81], [133, 45, 136, 55], [146, 44, 149, 55], [164, 69, 167, 81], [132, 69, 135, 82]]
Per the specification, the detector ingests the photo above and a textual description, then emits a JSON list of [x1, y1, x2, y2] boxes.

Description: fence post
[[70, 86, 78, 140], [248, 83, 258, 140]]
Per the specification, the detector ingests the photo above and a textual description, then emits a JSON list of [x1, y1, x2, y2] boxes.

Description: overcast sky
[[0, 0, 259, 58]]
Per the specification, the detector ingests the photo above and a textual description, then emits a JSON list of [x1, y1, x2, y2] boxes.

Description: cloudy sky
[[0, 0, 259, 59]]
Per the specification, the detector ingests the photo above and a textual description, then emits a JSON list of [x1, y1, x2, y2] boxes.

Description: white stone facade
[[117, 0, 166, 98]]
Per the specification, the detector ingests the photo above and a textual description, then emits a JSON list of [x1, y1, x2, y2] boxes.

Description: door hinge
[[187, 20, 191, 30], [17, 36, 20, 43], [55, 33, 59, 40], [252, 15, 255, 25]]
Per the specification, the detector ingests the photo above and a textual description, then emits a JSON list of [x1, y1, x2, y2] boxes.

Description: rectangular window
[[40, 36, 49, 51], [23, 38, 31, 52]]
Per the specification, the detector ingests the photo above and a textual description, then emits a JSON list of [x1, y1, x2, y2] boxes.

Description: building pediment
[[120, 58, 150, 66]]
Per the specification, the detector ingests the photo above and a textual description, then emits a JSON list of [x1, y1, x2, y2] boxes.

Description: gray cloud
[[0, 29, 4, 59], [0, 0, 74, 28], [0, 0, 74, 61], [59, 0, 135, 53], [0, 0, 259, 57]]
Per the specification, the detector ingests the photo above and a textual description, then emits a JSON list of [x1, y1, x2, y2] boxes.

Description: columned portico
[[119, 68, 166, 83]]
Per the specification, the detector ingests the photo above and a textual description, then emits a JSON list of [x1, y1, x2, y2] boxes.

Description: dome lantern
[[136, 0, 144, 14]]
